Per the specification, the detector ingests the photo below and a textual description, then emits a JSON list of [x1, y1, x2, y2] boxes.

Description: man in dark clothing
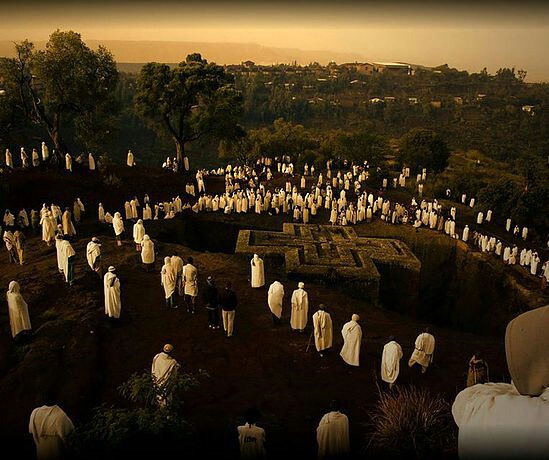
[[219, 281, 237, 337], [204, 276, 220, 329]]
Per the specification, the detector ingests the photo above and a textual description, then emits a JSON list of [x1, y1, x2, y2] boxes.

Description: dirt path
[[0, 219, 506, 457]]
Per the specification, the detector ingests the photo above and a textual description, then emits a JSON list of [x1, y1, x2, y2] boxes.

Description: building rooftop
[[374, 62, 410, 68]]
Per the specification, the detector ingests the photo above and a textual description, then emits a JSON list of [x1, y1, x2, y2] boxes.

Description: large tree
[[1, 30, 118, 163], [333, 131, 389, 166], [135, 53, 243, 168], [398, 128, 450, 173]]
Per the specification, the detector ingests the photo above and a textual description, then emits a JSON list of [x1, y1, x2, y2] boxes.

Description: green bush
[[69, 369, 207, 458]]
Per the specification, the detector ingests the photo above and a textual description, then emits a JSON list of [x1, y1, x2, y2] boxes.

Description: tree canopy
[[398, 128, 450, 172], [0, 30, 118, 162], [135, 53, 243, 167]]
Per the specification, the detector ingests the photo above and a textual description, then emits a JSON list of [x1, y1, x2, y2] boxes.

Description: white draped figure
[[86, 238, 101, 272], [59, 240, 75, 283], [381, 339, 403, 386], [112, 212, 124, 244], [340, 314, 362, 366], [452, 306, 549, 459], [132, 219, 145, 246], [5, 148, 13, 168], [161, 257, 176, 300], [151, 344, 180, 406], [267, 280, 284, 319], [41, 142, 49, 161], [250, 254, 265, 288], [183, 261, 198, 297], [7, 281, 31, 338], [316, 408, 351, 459], [40, 212, 56, 244], [127, 149, 135, 167], [408, 330, 435, 372], [141, 235, 155, 264], [29, 405, 74, 460], [312, 305, 333, 354], [290, 282, 309, 331], [104, 266, 121, 318], [88, 152, 95, 171]]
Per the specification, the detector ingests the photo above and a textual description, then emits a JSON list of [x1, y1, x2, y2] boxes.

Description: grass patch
[[40, 308, 59, 321], [367, 385, 455, 458]]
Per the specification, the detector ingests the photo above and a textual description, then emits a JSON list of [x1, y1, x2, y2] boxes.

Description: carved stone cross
[[236, 223, 420, 307]]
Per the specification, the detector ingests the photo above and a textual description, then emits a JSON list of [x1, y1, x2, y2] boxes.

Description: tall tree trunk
[[174, 136, 184, 171], [47, 127, 65, 166], [47, 113, 65, 166]]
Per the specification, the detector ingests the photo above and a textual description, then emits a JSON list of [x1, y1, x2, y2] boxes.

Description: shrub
[[367, 385, 455, 458], [69, 369, 207, 458]]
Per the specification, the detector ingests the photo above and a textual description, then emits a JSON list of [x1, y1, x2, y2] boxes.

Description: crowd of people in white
[[2, 144, 549, 459]]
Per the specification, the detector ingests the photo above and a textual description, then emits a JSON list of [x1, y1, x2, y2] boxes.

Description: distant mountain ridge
[[0, 39, 372, 66]]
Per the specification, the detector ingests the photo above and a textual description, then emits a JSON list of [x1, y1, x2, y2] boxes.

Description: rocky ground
[[0, 164, 546, 458]]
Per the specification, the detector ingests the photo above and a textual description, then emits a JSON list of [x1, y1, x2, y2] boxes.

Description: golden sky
[[2, 1, 549, 80]]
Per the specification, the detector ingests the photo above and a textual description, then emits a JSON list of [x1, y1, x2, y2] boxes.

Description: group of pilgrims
[[252, 252, 437, 379], [3, 146, 549, 459]]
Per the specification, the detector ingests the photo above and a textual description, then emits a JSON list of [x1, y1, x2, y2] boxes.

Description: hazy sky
[[2, 1, 549, 80]]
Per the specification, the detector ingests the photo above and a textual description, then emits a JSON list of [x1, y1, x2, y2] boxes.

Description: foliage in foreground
[[69, 369, 207, 458], [367, 385, 455, 458]]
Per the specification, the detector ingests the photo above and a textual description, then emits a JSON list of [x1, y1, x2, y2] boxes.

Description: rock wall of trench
[[356, 225, 548, 336]]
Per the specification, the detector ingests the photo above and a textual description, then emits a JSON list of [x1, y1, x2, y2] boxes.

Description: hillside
[[0, 39, 368, 66]]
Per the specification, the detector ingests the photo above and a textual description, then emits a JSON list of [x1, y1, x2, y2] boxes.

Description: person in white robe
[[65, 153, 72, 172], [170, 252, 183, 299], [73, 199, 84, 223], [183, 257, 198, 313], [381, 336, 403, 388], [7, 281, 31, 338], [59, 238, 76, 285], [161, 257, 177, 309], [250, 254, 265, 288], [316, 401, 351, 459], [61, 209, 76, 237], [530, 253, 540, 275], [41, 142, 49, 162], [104, 266, 121, 319], [151, 344, 180, 406], [290, 282, 309, 332], [32, 148, 40, 167], [88, 152, 95, 171], [312, 304, 333, 357], [408, 328, 435, 373], [141, 235, 155, 271], [238, 408, 267, 459], [98, 203, 105, 223], [127, 149, 135, 167], [340, 314, 362, 366], [124, 201, 132, 220], [86, 237, 102, 277], [21, 147, 29, 168], [183, 156, 190, 171], [5, 148, 13, 168], [143, 203, 152, 220], [132, 219, 145, 251], [267, 280, 284, 324], [29, 403, 74, 460], [452, 306, 549, 459], [112, 212, 124, 246]]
